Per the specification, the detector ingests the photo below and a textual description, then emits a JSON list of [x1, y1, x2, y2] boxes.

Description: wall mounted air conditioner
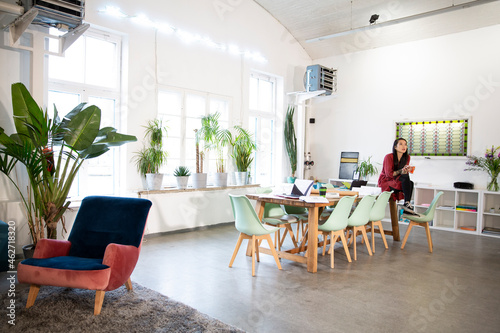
[[1, 0, 87, 52], [304, 64, 337, 96]]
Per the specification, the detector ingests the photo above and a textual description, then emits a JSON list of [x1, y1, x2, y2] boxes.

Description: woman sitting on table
[[378, 137, 417, 215]]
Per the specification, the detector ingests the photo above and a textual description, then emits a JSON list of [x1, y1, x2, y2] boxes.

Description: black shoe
[[402, 202, 418, 215]]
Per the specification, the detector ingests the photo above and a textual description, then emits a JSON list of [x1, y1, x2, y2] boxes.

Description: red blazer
[[377, 153, 410, 201]]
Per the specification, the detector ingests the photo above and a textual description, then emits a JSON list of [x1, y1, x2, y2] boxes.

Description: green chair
[[262, 204, 299, 250], [366, 191, 393, 253], [318, 196, 356, 268], [228, 194, 282, 276], [282, 205, 309, 242], [346, 195, 377, 260], [401, 192, 444, 253]]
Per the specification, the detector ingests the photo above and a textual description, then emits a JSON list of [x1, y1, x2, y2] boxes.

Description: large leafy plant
[[0, 83, 136, 245]]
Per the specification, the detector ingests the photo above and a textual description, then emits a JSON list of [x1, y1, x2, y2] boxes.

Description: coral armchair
[[18, 196, 152, 315]]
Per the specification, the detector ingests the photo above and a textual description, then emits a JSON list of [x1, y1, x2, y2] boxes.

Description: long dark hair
[[392, 138, 409, 169]]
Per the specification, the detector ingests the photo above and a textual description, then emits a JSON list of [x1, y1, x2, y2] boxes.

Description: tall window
[[47, 29, 122, 197], [249, 72, 277, 186], [158, 87, 230, 186]]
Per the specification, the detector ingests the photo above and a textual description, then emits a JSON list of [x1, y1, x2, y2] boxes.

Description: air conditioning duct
[[304, 64, 337, 95]]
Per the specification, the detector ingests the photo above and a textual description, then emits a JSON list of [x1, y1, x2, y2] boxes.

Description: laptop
[[279, 179, 314, 199], [349, 180, 367, 190]]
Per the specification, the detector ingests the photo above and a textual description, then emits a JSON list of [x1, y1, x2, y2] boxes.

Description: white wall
[[309, 24, 500, 190], [0, 0, 311, 254]]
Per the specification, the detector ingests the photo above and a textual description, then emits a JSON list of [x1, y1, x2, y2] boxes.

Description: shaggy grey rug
[[1, 282, 244, 332]]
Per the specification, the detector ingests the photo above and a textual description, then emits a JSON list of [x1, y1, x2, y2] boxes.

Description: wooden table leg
[[389, 198, 400, 241], [306, 207, 319, 273], [247, 201, 266, 256]]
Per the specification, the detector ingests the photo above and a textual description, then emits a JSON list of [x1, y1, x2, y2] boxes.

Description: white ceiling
[[252, 0, 500, 59]]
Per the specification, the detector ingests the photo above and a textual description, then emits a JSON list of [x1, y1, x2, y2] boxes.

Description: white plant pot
[[235, 171, 248, 186], [146, 173, 164, 191], [192, 173, 207, 189], [213, 172, 228, 187], [141, 175, 148, 190], [176, 176, 189, 189]]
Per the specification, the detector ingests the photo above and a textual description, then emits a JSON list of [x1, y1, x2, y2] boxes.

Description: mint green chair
[[367, 191, 393, 253], [228, 194, 282, 276], [318, 196, 356, 268], [347, 195, 376, 260], [401, 192, 443, 253], [262, 204, 299, 250], [282, 205, 309, 242], [255, 187, 299, 250]]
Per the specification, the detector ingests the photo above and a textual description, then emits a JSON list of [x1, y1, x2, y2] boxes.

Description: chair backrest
[[419, 191, 444, 222], [282, 205, 308, 215], [320, 196, 356, 231], [68, 196, 152, 259], [369, 191, 393, 222], [229, 194, 273, 236], [264, 203, 286, 218], [256, 187, 272, 194], [348, 195, 376, 227]]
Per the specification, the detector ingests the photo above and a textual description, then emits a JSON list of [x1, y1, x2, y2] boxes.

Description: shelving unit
[[413, 186, 481, 235], [480, 191, 500, 237]]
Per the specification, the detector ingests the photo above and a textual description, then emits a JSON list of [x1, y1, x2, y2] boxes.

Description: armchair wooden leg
[[26, 285, 40, 308], [125, 278, 133, 291], [94, 290, 105, 315]]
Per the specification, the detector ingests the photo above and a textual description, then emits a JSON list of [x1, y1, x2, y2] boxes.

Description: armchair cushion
[[21, 257, 108, 271], [33, 239, 71, 259]]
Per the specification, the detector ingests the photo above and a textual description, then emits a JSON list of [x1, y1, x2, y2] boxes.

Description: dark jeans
[[390, 174, 414, 203]]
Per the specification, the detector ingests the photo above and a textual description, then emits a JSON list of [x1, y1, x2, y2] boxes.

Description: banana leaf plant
[[0, 82, 137, 246]]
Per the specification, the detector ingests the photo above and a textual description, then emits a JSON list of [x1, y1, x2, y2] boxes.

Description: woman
[[378, 138, 416, 214]]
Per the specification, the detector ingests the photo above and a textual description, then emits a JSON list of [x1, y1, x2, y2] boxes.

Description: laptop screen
[[291, 179, 314, 196]]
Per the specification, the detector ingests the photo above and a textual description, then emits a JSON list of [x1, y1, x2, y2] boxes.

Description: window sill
[[137, 184, 260, 197]]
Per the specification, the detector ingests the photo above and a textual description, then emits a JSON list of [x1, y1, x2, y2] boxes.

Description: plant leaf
[[63, 105, 101, 151]]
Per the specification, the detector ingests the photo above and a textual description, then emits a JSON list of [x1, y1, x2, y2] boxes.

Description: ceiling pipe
[[306, 0, 500, 43]]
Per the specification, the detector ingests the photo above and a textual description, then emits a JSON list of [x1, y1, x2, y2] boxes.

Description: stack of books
[[456, 204, 477, 212], [483, 227, 500, 235]]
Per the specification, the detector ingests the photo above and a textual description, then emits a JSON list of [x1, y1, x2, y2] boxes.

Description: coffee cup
[[319, 187, 327, 197]]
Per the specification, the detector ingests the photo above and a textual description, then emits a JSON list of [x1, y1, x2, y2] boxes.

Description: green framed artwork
[[395, 119, 468, 156]]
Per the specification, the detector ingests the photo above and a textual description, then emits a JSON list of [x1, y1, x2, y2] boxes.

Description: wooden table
[[246, 194, 340, 273]]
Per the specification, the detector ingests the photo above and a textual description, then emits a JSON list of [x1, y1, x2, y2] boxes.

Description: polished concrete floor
[[4, 221, 500, 332]]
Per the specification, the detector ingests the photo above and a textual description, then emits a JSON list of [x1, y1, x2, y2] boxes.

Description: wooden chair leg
[[424, 222, 433, 252], [377, 221, 389, 249], [401, 221, 415, 249], [251, 235, 256, 276], [229, 234, 244, 267], [265, 234, 282, 270], [94, 290, 105, 315], [339, 231, 352, 263], [360, 227, 373, 256], [370, 222, 375, 253], [26, 285, 40, 308], [125, 278, 133, 290]]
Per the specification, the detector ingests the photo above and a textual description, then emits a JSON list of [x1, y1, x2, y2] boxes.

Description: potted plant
[[284, 105, 297, 183], [0, 82, 136, 251], [192, 128, 207, 189], [231, 125, 256, 185], [174, 166, 191, 189], [197, 113, 232, 187], [356, 156, 378, 180], [133, 119, 168, 191]]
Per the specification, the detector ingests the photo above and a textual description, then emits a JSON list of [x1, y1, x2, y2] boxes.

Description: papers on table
[[299, 196, 329, 203], [326, 192, 340, 199]]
